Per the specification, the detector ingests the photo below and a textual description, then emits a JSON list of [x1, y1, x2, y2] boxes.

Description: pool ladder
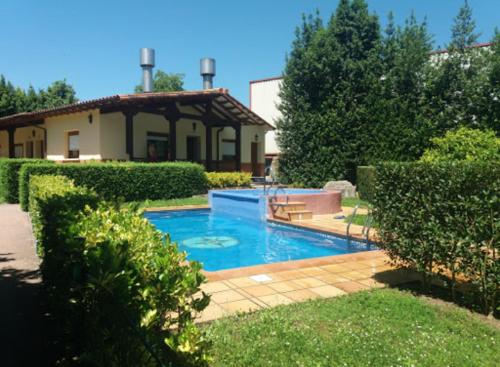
[[345, 204, 373, 244]]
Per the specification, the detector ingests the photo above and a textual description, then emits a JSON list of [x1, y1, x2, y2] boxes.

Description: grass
[[344, 213, 372, 226], [205, 289, 500, 367], [124, 195, 208, 209], [341, 197, 370, 208]]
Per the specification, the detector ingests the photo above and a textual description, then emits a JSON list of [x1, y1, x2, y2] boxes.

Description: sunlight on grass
[[206, 289, 500, 367], [125, 195, 208, 209], [341, 197, 370, 208]]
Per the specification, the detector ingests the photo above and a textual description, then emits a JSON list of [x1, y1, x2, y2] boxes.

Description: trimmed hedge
[[356, 166, 376, 202], [20, 162, 207, 211], [0, 158, 52, 203], [206, 171, 252, 188], [373, 162, 499, 315], [29, 175, 210, 365]]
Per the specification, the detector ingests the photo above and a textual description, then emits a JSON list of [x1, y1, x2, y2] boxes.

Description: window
[[147, 132, 168, 161], [222, 139, 236, 161], [67, 131, 79, 159], [14, 144, 23, 158]]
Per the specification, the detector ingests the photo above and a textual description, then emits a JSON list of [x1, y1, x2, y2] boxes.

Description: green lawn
[[344, 213, 372, 226], [124, 195, 208, 209], [341, 197, 370, 208], [206, 289, 499, 367]]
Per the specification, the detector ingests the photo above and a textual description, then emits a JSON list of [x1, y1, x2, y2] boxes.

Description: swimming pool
[[209, 188, 326, 221], [145, 209, 375, 271]]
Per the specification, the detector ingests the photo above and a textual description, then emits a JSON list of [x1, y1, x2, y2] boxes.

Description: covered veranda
[[0, 89, 272, 173]]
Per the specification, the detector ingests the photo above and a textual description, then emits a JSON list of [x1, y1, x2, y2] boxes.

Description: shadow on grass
[[373, 268, 498, 319], [0, 257, 58, 366]]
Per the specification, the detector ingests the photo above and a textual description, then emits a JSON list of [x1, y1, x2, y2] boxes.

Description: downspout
[[31, 124, 47, 159], [216, 127, 224, 171]]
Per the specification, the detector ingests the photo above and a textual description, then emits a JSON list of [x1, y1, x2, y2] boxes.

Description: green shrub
[[206, 171, 252, 188], [19, 161, 207, 211], [29, 175, 210, 365], [420, 127, 500, 163], [29, 175, 99, 257], [373, 162, 499, 315], [0, 158, 52, 203], [356, 166, 376, 202]]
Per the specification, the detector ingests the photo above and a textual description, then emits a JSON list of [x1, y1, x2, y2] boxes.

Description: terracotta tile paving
[[284, 289, 321, 302], [195, 250, 418, 323], [258, 294, 294, 307]]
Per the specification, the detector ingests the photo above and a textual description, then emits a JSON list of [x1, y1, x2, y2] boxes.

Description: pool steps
[[270, 201, 313, 221]]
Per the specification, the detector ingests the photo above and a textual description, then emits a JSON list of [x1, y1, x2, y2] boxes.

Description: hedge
[[29, 175, 210, 365], [356, 166, 376, 202], [0, 158, 52, 203], [372, 162, 499, 316], [19, 161, 207, 211], [206, 171, 252, 188]]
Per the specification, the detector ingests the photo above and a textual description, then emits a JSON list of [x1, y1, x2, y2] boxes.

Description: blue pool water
[[145, 209, 374, 271]]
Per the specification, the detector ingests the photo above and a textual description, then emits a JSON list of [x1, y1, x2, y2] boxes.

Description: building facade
[[249, 76, 283, 165], [0, 89, 272, 176]]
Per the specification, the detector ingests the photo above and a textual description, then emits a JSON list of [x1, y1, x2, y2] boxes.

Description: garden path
[[0, 204, 51, 366]]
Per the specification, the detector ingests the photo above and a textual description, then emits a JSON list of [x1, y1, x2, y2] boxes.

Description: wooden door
[[187, 136, 201, 162]]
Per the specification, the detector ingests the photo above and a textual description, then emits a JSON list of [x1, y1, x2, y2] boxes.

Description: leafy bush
[[19, 161, 207, 211], [206, 171, 252, 189], [356, 166, 376, 202], [373, 162, 499, 315], [420, 127, 500, 163], [29, 175, 99, 257], [29, 175, 210, 365], [0, 158, 52, 203]]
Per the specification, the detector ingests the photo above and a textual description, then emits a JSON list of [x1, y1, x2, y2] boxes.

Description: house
[[249, 76, 283, 169], [0, 50, 273, 176]]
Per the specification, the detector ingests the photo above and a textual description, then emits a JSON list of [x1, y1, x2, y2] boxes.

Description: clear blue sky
[[0, 0, 498, 105]]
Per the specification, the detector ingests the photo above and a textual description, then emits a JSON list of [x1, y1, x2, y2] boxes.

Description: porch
[[0, 90, 272, 175]]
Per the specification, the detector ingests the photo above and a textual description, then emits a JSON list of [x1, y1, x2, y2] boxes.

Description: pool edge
[[202, 249, 387, 281]]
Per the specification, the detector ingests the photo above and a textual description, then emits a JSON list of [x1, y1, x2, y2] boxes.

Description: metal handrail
[[346, 205, 359, 240], [272, 185, 289, 205]]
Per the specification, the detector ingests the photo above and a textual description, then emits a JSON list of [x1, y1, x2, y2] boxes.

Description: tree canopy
[[134, 70, 184, 93], [0, 76, 77, 117], [277, 0, 498, 187]]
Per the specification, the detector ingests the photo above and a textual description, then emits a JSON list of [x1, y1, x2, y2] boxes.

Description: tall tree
[[135, 70, 184, 93], [427, 0, 485, 133], [370, 13, 434, 162], [477, 29, 500, 132], [40, 80, 78, 108], [450, 0, 480, 50], [277, 0, 382, 186], [0, 75, 19, 117], [0, 76, 78, 116]]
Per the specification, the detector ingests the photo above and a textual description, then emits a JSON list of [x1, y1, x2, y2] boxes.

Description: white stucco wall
[[44, 109, 101, 161], [250, 78, 283, 156]]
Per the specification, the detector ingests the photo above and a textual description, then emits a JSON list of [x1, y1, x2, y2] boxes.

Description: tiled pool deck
[[197, 251, 418, 322], [146, 204, 414, 323]]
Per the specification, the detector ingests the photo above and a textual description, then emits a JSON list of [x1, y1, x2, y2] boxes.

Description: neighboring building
[[249, 42, 493, 164], [249, 76, 282, 169], [0, 89, 272, 176]]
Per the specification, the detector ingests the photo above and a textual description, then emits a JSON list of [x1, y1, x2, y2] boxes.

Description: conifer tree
[[370, 13, 434, 161], [277, 0, 382, 185], [427, 0, 485, 132]]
